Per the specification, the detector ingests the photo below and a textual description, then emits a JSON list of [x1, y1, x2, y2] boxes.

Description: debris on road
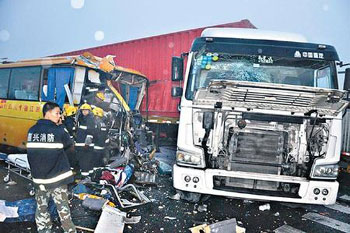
[[94, 205, 127, 233], [259, 203, 271, 211], [6, 180, 17, 186], [189, 218, 239, 233], [134, 171, 156, 185], [0, 198, 57, 222], [168, 193, 181, 200], [157, 160, 172, 175], [197, 204, 208, 212]]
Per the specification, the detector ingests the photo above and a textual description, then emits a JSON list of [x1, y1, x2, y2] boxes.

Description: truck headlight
[[176, 150, 204, 167], [312, 164, 339, 179]]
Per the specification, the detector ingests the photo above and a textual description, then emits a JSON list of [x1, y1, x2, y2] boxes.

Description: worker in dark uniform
[[75, 103, 96, 175], [63, 105, 78, 171], [63, 106, 77, 139], [92, 107, 108, 167], [27, 102, 76, 233], [83, 86, 110, 112]]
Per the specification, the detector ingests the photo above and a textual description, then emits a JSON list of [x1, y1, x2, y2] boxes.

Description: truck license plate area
[[213, 176, 301, 198]]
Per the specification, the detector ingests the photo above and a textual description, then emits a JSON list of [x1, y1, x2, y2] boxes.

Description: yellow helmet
[[92, 107, 104, 117], [96, 92, 105, 101], [64, 106, 77, 117], [80, 103, 92, 111]]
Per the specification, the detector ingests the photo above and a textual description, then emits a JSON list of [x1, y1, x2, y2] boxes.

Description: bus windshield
[[185, 52, 337, 100]]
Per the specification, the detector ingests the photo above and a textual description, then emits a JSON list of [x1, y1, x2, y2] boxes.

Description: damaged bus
[[171, 28, 350, 205], [0, 53, 151, 160]]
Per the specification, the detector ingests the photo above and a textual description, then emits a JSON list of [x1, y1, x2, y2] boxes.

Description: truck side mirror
[[344, 68, 350, 91], [171, 87, 183, 97], [171, 57, 184, 81]]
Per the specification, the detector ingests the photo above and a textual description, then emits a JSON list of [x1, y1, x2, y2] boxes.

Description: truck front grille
[[229, 129, 286, 174]]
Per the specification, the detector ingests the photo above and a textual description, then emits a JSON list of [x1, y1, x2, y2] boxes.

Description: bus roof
[[0, 53, 147, 78]]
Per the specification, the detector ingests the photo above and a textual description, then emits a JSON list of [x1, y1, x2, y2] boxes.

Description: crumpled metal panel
[[194, 81, 348, 116]]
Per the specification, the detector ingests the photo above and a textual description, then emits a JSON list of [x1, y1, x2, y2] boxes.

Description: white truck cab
[[171, 28, 349, 205]]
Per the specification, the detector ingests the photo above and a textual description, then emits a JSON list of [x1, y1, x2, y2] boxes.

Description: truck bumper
[[173, 164, 338, 205]]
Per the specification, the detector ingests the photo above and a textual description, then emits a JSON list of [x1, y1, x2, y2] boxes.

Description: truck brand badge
[[258, 55, 273, 64], [301, 51, 324, 59], [294, 51, 301, 58]]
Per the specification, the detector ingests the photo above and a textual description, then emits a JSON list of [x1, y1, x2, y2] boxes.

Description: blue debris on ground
[[154, 146, 176, 175]]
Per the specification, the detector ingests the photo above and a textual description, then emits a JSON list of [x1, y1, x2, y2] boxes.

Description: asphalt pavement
[[1, 147, 350, 233]]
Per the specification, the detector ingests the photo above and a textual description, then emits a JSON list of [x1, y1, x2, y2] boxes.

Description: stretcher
[[0, 153, 35, 196]]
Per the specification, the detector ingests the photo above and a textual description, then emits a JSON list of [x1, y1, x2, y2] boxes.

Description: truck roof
[[201, 28, 308, 43]]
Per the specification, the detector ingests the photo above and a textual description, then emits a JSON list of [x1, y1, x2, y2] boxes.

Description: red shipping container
[[57, 20, 256, 122]]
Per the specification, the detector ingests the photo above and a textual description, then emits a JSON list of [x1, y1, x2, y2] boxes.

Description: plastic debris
[[1, 198, 58, 222], [94, 205, 126, 233], [169, 193, 181, 200], [74, 193, 116, 208], [259, 203, 271, 211], [274, 212, 280, 217], [189, 218, 237, 233], [125, 215, 141, 224], [134, 171, 156, 185], [164, 216, 177, 220], [243, 200, 253, 204], [198, 204, 207, 212], [72, 183, 92, 194], [157, 160, 172, 175], [6, 180, 17, 186], [82, 198, 108, 211]]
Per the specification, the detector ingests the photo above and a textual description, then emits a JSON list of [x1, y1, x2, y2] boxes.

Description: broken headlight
[[312, 164, 339, 179], [176, 150, 205, 168]]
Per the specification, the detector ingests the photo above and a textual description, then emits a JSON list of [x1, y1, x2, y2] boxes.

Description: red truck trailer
[[57, 20, 256, 145], [57, 20, 256, 122]]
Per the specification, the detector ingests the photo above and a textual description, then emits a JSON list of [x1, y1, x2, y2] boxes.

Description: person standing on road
[[27, 102, 76, 233], [75, 103, 96, 175], [63, 105, 77, 139], [92, 107, 108, 167]]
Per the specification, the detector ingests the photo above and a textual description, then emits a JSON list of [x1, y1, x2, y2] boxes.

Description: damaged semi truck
[[171, 28, 350, 205], [0, 53, 152, 161]]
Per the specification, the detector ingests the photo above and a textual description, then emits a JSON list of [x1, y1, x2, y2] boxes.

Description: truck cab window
[[186, 53, 337, 100]]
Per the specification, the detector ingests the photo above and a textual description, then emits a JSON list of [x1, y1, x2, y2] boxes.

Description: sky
[[0, 0, 349, 79]]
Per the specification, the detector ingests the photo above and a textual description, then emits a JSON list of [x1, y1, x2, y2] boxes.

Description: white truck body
[[173, 28, 348, 205]]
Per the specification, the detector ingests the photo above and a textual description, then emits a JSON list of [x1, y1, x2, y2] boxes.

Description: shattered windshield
[[185, 52, 337, 100]]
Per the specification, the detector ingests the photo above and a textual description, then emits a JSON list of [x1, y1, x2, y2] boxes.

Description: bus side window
[[0, 68, 11, 99], [8, 67, 41, 100], [42, 67, 74, 108]]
